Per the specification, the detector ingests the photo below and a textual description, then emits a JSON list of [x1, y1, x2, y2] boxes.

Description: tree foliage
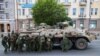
[[32, 0, 72, 26]]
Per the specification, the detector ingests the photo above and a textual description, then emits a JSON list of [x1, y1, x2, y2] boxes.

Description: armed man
[[1, 35, 9, 53], [16, 35, 24, 52], [7, 33, 11, 51], [39, 35, 46, 51], [61, 32, 70, 51], [45, 33, 53, 51]]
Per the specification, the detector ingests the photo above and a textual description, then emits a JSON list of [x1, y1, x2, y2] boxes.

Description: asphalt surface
[[0, 37, 100, 56]]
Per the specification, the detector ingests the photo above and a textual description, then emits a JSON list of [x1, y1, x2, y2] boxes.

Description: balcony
[[79, 1, 87, 6], [79, 14, 86, 20], [63, 2, 71, 6]]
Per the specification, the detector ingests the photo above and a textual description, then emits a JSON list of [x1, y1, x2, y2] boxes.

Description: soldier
[[7, 33, 11, 51], [30, 36, 35, 51], [61, 32, 71, 51], [16, 36, 24, 52], [39, 35, 46, 51], [1, 36, 9, 53], [10, 33, 18, 51], [25, 35, 32, 51], [34, 35, 40, 51], [45, 34, 53, 51]]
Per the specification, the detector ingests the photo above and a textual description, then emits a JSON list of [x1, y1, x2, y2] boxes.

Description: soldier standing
[[25, 35, 31, 51], [45, 34, 53, 51], [61, 32, 72, 51], [7, 33, 11, 51], [39, 35, 45, 51], [30, 37, 35, 51], [1, 36, 9, 53], [34, 36, 40, 51], [16, 36, 24, 52]]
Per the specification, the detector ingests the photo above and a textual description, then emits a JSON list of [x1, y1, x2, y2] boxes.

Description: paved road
[[0, 37, 100, 56]]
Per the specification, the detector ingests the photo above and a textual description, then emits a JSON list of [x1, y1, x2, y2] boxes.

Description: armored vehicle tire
[[75, 38, 88, 50]]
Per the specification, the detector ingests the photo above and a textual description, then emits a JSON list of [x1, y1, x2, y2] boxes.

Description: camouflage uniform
[[10, 34, 18, 51], [16, 36, 24, 52], [7, 33, 11, 51], [30, 37, 35, 51], [45, 34, 53, 51], [39, 35, 46, 51], [61, 33, 70, 51], [25, 35, 32, 51], [34, 36, 40, 51], [1, 36, 9, 53]]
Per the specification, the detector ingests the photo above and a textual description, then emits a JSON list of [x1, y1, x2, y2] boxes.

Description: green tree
[[32, 0, 72, 26]]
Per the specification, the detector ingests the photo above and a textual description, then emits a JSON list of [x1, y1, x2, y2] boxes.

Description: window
[[6, 13, 9, 19], [18, 9, 21, 15], [0, 14, 4, 19], [19, 21, 23, 29], [17, 0, 21, 2], [23, 23, 26, 29], [95, 8, 98, 15], [29, 9, 32, 15], [80, 0, 86, 2], [90, 20, 97, 29], [22, 0, 25, 2], [29, 0, 32, 3], [80, 8, 84, 15], [0, 0, 3, 2], [66, 8, 68, 15], [65, 0, 68, 2], [26, 0, 28, 4], [91, 8, 93, 15], [73, 8, 76, 15], [7, 24, 10, 32], [0, 16, 3, 19], [5, 2, 8, 8], [0, 24, 4, 32], [22, 9, 25, 15], [73, 20, 76, 28], [73, 0, 76, 2], [80, 20, 84, 29], [0, 4, 4, 10]]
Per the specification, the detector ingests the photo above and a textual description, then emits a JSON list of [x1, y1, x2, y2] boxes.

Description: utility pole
[[16, 0, 19, 32]]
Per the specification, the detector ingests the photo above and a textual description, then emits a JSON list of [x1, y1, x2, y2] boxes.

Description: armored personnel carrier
[[21, 22, 97, 50]]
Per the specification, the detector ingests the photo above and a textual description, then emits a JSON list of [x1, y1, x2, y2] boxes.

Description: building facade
[[0, 0, 15, 36], [15, 0, 100, 33], [60, 0, 100, 33], [15, 0, 35, 32]]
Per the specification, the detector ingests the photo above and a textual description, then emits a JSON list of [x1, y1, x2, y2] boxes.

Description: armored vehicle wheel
[[75, 38, 88, 50]]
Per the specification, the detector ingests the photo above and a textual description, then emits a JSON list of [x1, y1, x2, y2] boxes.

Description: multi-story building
[[15, 0, 100, 33], [15, 0, 35, 32], [0, 0, 15, 36], [60, 0, 100, 33]]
